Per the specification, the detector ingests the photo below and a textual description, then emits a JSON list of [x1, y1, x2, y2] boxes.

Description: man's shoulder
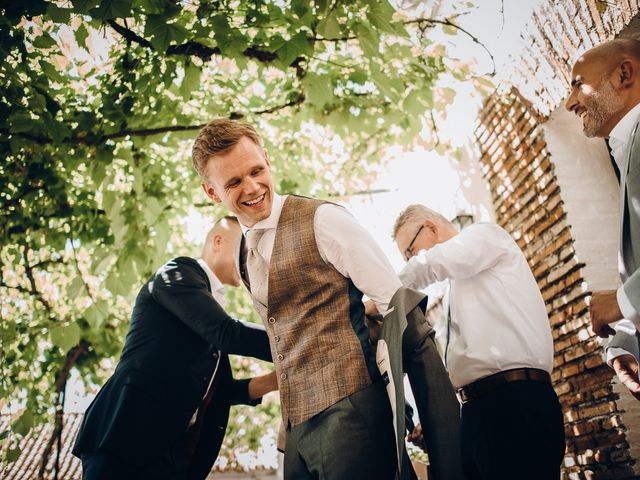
[[154, 256, 205, 279]]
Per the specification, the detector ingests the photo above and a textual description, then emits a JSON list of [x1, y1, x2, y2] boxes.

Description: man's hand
[[406, 424, 426, 452], [364, 300, 379, 317], [612, 354, 640, 400], [590, 290, 623, 338], [248, 371, 278, 400]]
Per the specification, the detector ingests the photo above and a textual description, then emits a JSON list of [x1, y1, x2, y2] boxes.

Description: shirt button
[[274, 335, 280, 342], [277, 354, 284, 361], [212, 352, 218, 359], [280, 373, 287, 380], [268, 317, 276, 324]]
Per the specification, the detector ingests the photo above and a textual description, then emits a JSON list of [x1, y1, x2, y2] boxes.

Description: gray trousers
[[284, 381, 398, 480]]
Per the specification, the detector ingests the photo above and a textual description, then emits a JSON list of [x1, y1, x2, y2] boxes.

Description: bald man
[[73, 216, 277, 480], [566, 39, 640, 399]]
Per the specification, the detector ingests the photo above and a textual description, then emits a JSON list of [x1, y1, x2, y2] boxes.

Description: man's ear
[[423, 219, 438, 235], [202, 182, 221, 203], [264, 149, 271, 168], [212, 234, 223, 252], [618, 60, 636, 89]]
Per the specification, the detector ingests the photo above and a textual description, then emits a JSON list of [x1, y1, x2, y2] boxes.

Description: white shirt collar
[[196, 258, 227, 308], [609, 103, 640, 169], [239, 193, 287, 235]]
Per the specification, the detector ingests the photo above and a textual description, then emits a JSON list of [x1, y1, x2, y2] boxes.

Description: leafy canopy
[[0, 0, 479, 469]]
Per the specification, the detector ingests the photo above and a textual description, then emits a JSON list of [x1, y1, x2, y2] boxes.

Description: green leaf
[[12, 411, 33, 436], [47, 4, 72, 23], [143, 196, 164, 224], [7, 446, 21, 464], [275, 32, 312, 68], [134, 0, 166, 14], [32, 33, 57, 49], [145, 15, 189, 51], [367, 1, 396, 34], [50, 323, 81, 353], [67, 276, 85, 300], [353, 22, 379, 58], [85, 300, 109, 330], [302, 73, 334, 108], [72, 0, 100, 14], [8, 113, 35, 134], [180, 63, 201, 99], [317, 11, 342, 40], [442, 23, 458, 35], [76, 24, 89, 49], [91, 0, 132, 20], [39, 61, 64, 82]]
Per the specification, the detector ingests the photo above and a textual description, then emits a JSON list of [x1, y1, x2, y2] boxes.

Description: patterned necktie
[[245, 228, 269, 312]]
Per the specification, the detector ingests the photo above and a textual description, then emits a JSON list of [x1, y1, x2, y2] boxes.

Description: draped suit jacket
[[377, 287, 465, 480], [72, 257, 272, 479], [609, 121, 640, 360]]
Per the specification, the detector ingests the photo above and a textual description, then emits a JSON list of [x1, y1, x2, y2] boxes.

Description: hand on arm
[[612, 354, 640, 400], [248, 370, 279, 400], [406, 424, 426, 452], [589, 290, 623, 337]]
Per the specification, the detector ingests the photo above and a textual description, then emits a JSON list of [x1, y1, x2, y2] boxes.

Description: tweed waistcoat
[[244, 196, 373, 426]]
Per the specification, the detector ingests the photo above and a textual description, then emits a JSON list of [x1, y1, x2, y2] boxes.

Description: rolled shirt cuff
[[606, 346, 638, 367], [617, 286, 640, 329]]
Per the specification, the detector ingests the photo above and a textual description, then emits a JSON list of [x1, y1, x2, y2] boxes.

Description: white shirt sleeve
[[617, 285, 640, 329], [313, 204, 401, 313], [398, 223, 509, 290], [605, 319, 640, 365]]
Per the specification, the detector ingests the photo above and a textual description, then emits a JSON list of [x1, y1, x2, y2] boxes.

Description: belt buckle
[[456, 388, 469, 405]]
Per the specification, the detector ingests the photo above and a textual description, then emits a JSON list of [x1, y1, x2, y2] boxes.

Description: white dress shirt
[[608, 103, 640, 325], [239, 193, 401, 313], [399, 222, 554, 389], [197, 258, 227, 308]]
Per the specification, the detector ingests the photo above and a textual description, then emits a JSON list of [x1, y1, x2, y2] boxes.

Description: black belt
[[457, 368, 551, 404]]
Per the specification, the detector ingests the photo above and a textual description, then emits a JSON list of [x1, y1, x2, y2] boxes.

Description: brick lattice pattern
[[509, 0, 639, 117], [474, 88, 634, 479]]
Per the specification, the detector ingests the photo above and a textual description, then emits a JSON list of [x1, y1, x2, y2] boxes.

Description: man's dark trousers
[[460, 380, 565, 480], [283, 381, 397, 480]]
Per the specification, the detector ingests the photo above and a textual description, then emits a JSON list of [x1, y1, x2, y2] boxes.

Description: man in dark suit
[[73, 216, 276, 479], [566, 39, 640, 399]]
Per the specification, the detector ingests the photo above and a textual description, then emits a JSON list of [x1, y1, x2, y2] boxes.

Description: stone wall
[[474, 89, 635, 479]]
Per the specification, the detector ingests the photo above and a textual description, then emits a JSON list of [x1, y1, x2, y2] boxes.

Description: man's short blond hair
[[392, 204, 450, 239], [192, 119, 262, 180]]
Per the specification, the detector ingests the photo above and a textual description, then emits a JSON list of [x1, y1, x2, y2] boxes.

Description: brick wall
[[474, 89, 635, 480], [507, 0, 639, 116]]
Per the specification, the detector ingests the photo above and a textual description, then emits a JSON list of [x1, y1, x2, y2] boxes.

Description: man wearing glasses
[[393, 204, 565, 480]]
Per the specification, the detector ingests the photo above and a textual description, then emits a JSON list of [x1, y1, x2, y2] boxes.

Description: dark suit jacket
[[378, 287, 465, 480], [72, 256, 272, 478]]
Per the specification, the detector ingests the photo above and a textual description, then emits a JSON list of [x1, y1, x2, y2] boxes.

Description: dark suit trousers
[[81, 439, 188, 480], [284, 381, 397, 480], [460, 380, 565, 480]]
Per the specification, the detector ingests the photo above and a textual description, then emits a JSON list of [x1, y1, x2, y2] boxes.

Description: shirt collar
[[239, 193, 287, 235], [609, 103, 640, 152], [196, 258, 227, 307]]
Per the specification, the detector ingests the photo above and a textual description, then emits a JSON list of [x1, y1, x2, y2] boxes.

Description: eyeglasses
[[404, 225, 424, 261]]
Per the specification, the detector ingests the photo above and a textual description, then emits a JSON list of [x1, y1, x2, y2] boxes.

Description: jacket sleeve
[[229, 378, 262, 406], [151, 257, 272, 362]]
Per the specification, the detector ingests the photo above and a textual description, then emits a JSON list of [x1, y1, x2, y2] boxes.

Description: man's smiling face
[[566, 53, 624, 138], [201, 136, 274, 228]]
